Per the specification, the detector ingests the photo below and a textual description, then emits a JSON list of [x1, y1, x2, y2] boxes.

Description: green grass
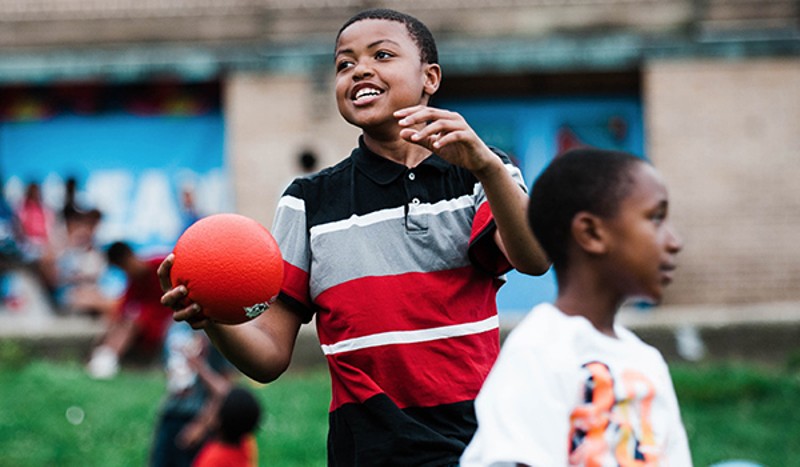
[[672, 362, 800, 467], [1, 351, 798, 466], [0, 354, 330, 467], [0, 359, 164, 466]]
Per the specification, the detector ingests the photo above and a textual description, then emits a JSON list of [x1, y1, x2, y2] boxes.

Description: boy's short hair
[[219, 386, 262, 444], [336, 8, 439, 65], [528, 148, 645, 269]]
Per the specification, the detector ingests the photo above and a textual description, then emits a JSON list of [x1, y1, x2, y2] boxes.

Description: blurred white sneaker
[[86, 346, 119, 379]]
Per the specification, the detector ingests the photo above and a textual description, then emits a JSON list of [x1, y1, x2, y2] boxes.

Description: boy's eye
[[649, 201, 669, 225], [375, 51, 393, 60], [336, 60, 354, 72], [650, 211, 667, 225]]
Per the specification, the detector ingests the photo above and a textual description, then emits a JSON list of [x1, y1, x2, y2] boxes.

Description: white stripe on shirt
[[320, 315, 499, 356], [311, 194, 475, 237], [277, 195, 305, 212]]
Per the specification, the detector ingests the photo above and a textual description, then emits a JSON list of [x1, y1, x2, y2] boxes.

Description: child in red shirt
[[192, 387, 262, 467], [86, 241, 173, 378]]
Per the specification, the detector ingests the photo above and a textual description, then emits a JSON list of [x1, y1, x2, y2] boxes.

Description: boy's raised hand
[[157, 254, 211, 329], [395, 105, 500, 175], [397, 105, 550, 276]]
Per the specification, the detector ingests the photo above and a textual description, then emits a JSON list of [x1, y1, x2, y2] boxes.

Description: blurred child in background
[[192, 386, 262, 467], [150, 321, 238, 467], [86, 241, 173, 379], [52, 209, 115, 316]]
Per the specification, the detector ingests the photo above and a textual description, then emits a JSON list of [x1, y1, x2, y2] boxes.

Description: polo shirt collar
[[354, 136, 450, 185]]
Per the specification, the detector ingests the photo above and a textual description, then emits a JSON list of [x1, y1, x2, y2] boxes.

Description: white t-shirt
[[461, 303, 693, 467]]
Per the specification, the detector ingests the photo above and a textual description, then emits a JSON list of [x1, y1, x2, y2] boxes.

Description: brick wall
[[224, 72, 359, 227], [644, 59, 800, 305]]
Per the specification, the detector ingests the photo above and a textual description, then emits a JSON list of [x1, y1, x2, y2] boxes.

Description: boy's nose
[[666, 223, 683, 253], [352, 61, 373, 79]]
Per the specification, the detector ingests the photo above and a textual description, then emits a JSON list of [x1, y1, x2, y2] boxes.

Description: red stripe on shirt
[[470, 201, 494, 244], [327, 328, 499, 411], [281, 260, 311, 310], [468, 202, 512, 275], [314, 266, 502, 345]]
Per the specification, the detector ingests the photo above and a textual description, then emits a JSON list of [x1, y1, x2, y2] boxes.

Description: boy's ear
[[422, 63, 441, 98], [571, 211, 609, 255]]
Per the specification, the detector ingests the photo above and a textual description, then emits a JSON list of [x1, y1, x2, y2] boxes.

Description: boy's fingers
[[161, 285, 188, 308], [174, 303, 208, 328], [187, 318, 211, 330], [393, 105, 425, 118], [396, 106, 442, 125], [398, 128, 417, 141], [408, 119, 458, 140], [399, 110, 464, 133], [157, 254, 175, 292], [431, 131, 464, 149]]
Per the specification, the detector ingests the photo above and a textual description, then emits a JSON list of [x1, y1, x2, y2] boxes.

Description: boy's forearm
[[474, 157, 550, 276], [204, 310, 299, 383]]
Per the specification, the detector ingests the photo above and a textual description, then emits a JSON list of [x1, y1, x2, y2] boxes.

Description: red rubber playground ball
[[170, 213, 284, 325]]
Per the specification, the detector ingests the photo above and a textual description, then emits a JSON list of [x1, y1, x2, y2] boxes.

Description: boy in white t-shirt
[[461, 148, 693, 466]]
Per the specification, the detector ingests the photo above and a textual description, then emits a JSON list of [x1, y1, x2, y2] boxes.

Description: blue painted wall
[[0, 113, 231, 255]]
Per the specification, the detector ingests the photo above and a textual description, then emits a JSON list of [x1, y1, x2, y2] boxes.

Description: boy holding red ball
[[159, 8, 548, 465]]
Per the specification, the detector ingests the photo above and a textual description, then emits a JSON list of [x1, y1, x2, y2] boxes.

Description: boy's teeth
[[355, 88, 381, 99]]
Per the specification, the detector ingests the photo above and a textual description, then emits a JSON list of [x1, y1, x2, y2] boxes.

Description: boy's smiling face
[[334, 19, 440, 135]]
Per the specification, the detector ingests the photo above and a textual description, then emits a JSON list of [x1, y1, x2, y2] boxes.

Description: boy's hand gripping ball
[[170, 213, 284, 325]]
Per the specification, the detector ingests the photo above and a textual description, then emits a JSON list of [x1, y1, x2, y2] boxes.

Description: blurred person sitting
[[192, 386, 262, 467], [86, 241, 174, 379], [180, 185, 201, 232], [16, 181, 55, 261], [0, 182, 25, 309], [0, 180, 23, 262], [61, 176, 91, 222], [151, 321, 238, 467], [50, 209, 117, 316]]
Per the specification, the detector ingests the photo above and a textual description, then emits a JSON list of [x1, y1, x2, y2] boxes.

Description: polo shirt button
[[411, 198, 420, 205], [408, 172, 416, 181]]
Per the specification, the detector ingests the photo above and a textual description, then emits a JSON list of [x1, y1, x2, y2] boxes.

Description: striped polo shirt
[[271, 137, 525, 466]]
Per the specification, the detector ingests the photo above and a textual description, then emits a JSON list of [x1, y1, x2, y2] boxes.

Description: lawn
[[0, 352, 329, 467], [1, 345, 798, 466], [673, 362, 800, 466]]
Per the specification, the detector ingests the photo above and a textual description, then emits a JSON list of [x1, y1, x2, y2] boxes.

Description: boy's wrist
[[471, 150, 505, 181]]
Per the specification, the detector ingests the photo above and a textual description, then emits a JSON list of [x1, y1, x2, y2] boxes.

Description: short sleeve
[[460, 326, 575, 466], [467, 148, 527, 276], [657, 359, 694, 466], [271, 181, 314, 323]]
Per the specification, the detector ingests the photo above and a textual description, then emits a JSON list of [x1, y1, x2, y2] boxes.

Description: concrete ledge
[[0, 314, 105, 362], [617, 301, 800, 364], [617, 301, 800, 329]]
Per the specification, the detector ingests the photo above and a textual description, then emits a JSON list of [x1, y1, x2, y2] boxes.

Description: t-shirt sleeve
[[460, 324, 575, 466], [467, 148, 527, 276], [657, 357, 694, 467], [271, 181, 315, 323]]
